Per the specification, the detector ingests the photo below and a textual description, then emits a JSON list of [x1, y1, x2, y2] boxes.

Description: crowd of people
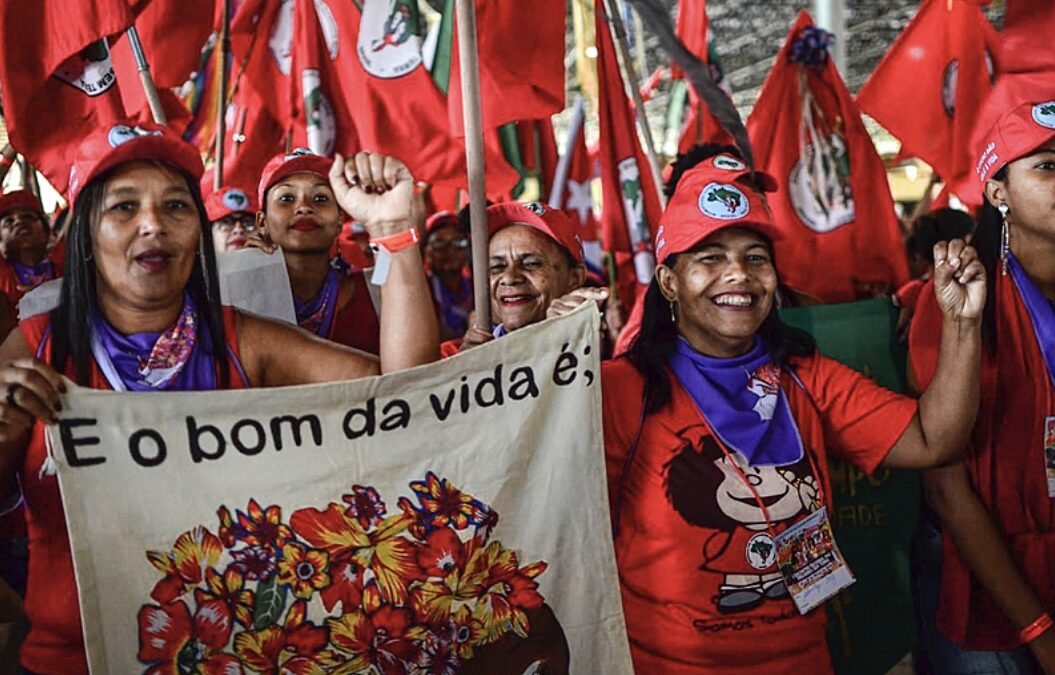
[[0, 65, 1049, 675]]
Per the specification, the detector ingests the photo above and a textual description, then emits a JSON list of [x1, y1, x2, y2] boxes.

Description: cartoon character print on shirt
[[665, 425, 820, 615]]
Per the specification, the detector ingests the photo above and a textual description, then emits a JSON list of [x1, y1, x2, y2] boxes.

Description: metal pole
[[812, 0, 847, 76], [214, 0, 232, 191], [549, 95, 586, 209], [601, 0, 666, 207], [455, 0, 491, 331], [127, 26, 167, 125]]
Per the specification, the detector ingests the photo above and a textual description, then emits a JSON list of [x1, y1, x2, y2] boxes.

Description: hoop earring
[[669, 301, 677, 323], [998, 203, 1010, 276]]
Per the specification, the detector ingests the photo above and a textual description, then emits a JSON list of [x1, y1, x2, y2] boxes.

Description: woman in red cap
[[424, 210, 473, 339], [0, 189, 63, 315], [909, 74, 1055, 673], [203, 184, 259, 252], [0, 121, 437, 674], [602, 154, 985, 674], [445, 201, 607, 355], [256, 148, 385, 354]]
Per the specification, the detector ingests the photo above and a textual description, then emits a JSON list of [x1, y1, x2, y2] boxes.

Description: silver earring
[[669, 301, 677, 323], [998, 203, 1010, 276]]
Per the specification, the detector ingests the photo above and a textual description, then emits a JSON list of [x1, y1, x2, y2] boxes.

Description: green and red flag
[[671, 0, 734, 151], [595, 0, 662, 312], [857, 0, 999, 204], [747, 11, 909, 303], [0, 0, 147, 193]]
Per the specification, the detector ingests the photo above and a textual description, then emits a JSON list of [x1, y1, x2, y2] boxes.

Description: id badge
[[774, 507, 855, 615], [1044, 416, 1055, 498]]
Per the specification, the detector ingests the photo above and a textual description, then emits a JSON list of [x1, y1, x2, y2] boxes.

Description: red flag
[[672, 0, 734, 151], [1001, 1, 1055, 74], [595, 0, 663, 310], [517, 118, 559, 199], [228, 0, 297, 139], [445, 0, 565, 134], [550, 100, 601, 274], [747, 12, 909, 303], [857, 0, 999, 203], [205, 82, 286, 191], [0, 1, 146, 193]]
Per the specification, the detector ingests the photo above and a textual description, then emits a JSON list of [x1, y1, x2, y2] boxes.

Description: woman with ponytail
[[602, 150, 985, 673]]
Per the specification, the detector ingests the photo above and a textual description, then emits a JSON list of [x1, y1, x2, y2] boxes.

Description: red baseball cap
[[972, 72, 1055, 188], [0, 190, 44, 218], [203, 185, 258, 222], [486, 201, 585, 265], [655, 158, 782, 262], [258, 148, 333, 205], [426, 210, 460, 234], [68, 121, 204, 207]]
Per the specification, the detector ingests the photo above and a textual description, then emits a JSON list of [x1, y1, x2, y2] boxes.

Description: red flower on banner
[[343, 485, 387, 530], [328, 599, 417, 672], [146, 526, 223, 604], [276, 543, 331, 600], [233, 600, 332, 673], [194, 567, 255, 629], [236, 500, 295, 554], [137, 601, 240, 674]]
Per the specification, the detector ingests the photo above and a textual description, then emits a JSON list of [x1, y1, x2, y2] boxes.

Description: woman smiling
[[0, 121, 437, 674], [601, 155, 985, 674]]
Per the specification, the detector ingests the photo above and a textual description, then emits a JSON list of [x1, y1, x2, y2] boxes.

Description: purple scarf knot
[[669, 336, 805, 466], [295, 259, 345, 337]]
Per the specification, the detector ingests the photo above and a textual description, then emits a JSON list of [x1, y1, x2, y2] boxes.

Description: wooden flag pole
[[214, 0, 232, 191], [601, 0, 666, 207], [455, 0, 491, 331], [127, 26, 167, 126]]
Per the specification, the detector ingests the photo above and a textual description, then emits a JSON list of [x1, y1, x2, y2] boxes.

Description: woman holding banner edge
[[0, 121, 438, 674], [601, 153, 985, 673]]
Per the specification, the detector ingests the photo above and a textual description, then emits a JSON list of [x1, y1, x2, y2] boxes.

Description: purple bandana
[[430, 273, 472, 336], [669, 336, 805, 466], [1009, 252, 1055, 388], [295, 261, 343, 337], [13, 259, 55, 289], [90, 293, 216, 392]]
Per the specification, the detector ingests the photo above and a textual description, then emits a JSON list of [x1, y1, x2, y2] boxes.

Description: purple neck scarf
[[1009, 252, 1055, 388], [669, 336, 805, 467], [295, 261, 343, 337], [430, 273, 472, 335], [90, 293, 216, 392], [13, 258, 54, 289]]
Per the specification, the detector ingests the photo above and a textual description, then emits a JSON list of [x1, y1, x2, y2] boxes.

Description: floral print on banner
[[136, 473, 553, 673]]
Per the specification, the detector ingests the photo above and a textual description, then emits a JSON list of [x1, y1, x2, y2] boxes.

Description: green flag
[[780, 298, 919, 675]]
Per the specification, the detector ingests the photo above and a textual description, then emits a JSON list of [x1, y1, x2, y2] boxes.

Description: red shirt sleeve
[[796, 353, 918, 475], [907, 279, 943, 391]]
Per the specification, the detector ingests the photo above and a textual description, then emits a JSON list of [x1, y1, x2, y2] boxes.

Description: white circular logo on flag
[[746, 532, 777, 570], [357, 0, 423, 79], [222, 189, 250, 212], [712, 155, 747, 172], [698, 182, 750, 220], [1032, 101, 1055, 129]]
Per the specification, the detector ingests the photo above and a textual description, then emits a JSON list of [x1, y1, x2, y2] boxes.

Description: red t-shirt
[[0, 241, 65, 311], [17, 308, 248, 674], [327, 270, 380, 355], [602, 352, 916, 674], [909, 276, 1055, 650]]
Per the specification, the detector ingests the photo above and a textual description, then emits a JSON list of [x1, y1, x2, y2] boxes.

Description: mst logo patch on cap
[[222, 189, 250, 211], [712, 155, 747, 172], [1032, 102, 1055, 130], [107, 124, 162, 148], [698, 182, 750, 221]]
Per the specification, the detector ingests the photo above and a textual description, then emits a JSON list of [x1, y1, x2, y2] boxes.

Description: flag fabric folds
[[747, 11, 909, 304], [857, 0, 999, 203]]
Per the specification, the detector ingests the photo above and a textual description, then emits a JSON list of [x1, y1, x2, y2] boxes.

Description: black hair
[[664, 143, 743, 197], [51, 163, 229, 388], [974, 165, 1007, 356], [911, 208, 976, 265]]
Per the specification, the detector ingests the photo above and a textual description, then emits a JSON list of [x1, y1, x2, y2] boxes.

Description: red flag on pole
[[0, 1, 146, 193], [595, 0, 663, 311], [445, 0, 566, 134], [550, 98, 602, 275], [747, 11, 909, 303], [857, 0, 999, 204], [672, 0, 734, 151], [1001, 1, 1055, 73]]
